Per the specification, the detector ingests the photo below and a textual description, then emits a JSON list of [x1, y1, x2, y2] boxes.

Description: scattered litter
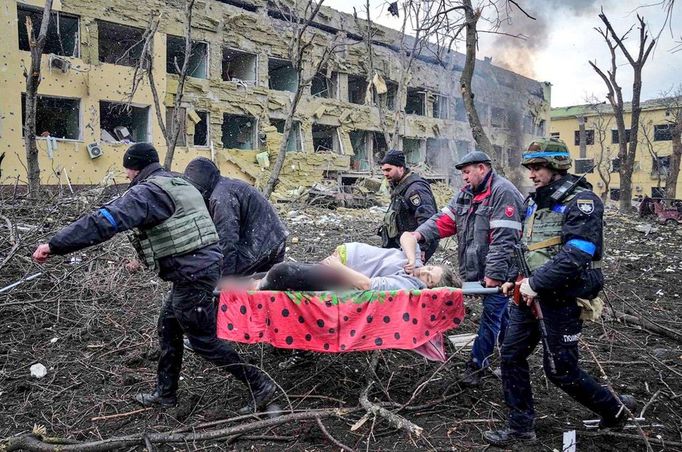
[[30, 363, 47, 379]]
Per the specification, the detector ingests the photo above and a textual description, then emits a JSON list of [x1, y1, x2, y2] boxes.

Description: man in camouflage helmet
[[409, 150, 524, 386], [483, 138, 636, 446]]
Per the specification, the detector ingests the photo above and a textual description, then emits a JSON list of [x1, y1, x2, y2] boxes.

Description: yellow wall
[[550, 106, 680, 199]]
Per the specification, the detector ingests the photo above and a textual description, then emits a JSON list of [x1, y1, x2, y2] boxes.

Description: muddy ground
[[1, 187, 682, 451]]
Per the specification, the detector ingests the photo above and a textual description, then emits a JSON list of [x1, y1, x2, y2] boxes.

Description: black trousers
[[156, 265, 262, 396], [258, 262, 345, 291], [501, 301, 623, 432]]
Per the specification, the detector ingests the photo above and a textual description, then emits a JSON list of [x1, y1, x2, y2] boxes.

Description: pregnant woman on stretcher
[[221, 233, 460, 292]]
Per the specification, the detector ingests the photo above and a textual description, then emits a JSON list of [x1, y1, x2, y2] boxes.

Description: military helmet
[[521, 138, 572, 171], [455, 150, 492, 170]]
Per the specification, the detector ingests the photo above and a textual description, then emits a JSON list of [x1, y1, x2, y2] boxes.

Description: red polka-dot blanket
[[216, 288, 465, 362]]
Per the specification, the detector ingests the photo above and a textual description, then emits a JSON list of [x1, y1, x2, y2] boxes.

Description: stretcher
[[216, 282, 499, 362]]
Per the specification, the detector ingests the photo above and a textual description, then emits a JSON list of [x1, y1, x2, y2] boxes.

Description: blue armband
[[566, 239, 596, 256], [99, 208, 118, 232]]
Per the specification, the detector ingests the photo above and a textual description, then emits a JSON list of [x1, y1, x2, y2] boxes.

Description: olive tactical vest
[[522, 187, 586, 272], [131, 176, 218, 269]]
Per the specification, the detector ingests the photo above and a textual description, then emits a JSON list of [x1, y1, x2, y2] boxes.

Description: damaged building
[[1, 0, 550, 196]]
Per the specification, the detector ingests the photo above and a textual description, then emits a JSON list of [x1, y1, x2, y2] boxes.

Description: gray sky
[[324, 0, 681, 107]]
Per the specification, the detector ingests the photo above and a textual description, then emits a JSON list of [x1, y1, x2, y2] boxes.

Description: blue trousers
[[501, 301, 623, 432], [470, 293, 509, 368]]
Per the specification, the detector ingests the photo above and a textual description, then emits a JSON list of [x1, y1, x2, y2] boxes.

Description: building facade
[[551, 98, 681, 200], [1, 0, 550, 196]]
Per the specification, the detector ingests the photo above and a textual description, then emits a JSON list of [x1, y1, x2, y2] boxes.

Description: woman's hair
[[437, 265, 461, 288]]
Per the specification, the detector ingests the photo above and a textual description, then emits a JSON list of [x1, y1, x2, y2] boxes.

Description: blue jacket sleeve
[[529, 191, 603, 293], [49, 184, 174, 255]]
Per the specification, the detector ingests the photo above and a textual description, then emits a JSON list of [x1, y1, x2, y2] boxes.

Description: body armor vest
[[131, 176, 218, 270], [522, 187, 586, 272]]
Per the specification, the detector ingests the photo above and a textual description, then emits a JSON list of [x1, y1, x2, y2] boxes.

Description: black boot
[[483, 428, 537, 446], [599, 394, 637, 430], [460, 361, 483, 387], [134, 388, 177, 408], [238, 375, 276, 415], [183, 337, 195, 353]]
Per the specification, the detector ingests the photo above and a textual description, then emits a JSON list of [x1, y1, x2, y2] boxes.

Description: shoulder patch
[[409, 193, 422, 206], [576, 198, 595, 215], [504, 205, 515, 218]]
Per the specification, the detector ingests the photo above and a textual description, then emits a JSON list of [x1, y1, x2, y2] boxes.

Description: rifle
[[513, 244, 557, 374]]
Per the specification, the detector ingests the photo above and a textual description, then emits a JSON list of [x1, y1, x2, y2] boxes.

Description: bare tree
[[22, 0, 54, 194], [640, 121, 665, 195], [262, 0, 342, 199], [585, 102, 614, 201], [589, 12, 655, 211], [459, 0, 496, 166], [128, 0, 197, 170], [663, 91, 682, 198]]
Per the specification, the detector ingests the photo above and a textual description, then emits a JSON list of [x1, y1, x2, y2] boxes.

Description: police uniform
[[46, 144, 274, 413], [380, 171, 438, 261], [485, 139, 634, 445]]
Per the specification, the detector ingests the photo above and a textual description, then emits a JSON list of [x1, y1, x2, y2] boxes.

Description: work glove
[[520, 278, 537, 298]]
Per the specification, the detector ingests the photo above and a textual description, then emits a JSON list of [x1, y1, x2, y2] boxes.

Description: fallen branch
[[91, 407, 152, 421], [607, 306, 682, 343], [1, 409, 354, 451], [316, 417, 355, 452], [359, 382, 423, 438]]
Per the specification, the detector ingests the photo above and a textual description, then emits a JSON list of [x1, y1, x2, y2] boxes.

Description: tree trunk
[[666, 121, 682, 198], [459, 0, 498, 173], [164, 0, 195, 170], [263, 87, 305, 199], [23, 0, 54, 195]]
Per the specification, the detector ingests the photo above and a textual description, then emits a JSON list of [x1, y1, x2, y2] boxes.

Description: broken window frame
[[347, 75, 368, 105], [374, 81, 398, 111], [97, 20, 146, 68], [311, 71, 338, 99], [166, 35, 209, 79], [574, 129, 595, 146], [222, 114, 257, 150], [431, 94, 449, 120], [99, 100, 151, 144], [268, 57, 298, 93], [405, 88, 425, 116], [652, 155, 671, 176], [426, 138, 450, 171], [611, 128, 631, 144], [455, 140, 471, 161], [271, 118, 303, 153], [222, 47, 258, 86], [372, 132, 388, 166], [611, 157, 620, 173], [165, 107, 210, 147], [574, 158, 595, 174], [21, 93, 82, 141], [312, 123, 342, 154], [349, 130, 371, 171], [17, 5, 80, 58], [653, 124, 673, 141], [403, 138, 424, 165]]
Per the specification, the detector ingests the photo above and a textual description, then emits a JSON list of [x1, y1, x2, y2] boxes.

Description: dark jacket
[[526, 176, 604, 300], [49, 163, 222, 282], [184, 158, 289, 276], [380, 171, 438, 260], [416, 171, 524, 282]]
